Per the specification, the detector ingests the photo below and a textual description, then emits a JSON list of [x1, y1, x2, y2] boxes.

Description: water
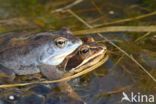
[[0, 0, 156, 104]]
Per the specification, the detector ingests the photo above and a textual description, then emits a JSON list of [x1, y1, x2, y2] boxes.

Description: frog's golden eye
[[80, 46, 90, 55], [55, 37, 67, 48]]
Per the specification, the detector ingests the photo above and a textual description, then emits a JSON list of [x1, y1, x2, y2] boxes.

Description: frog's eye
[[55, 37, 67, 48], [80, 47, 90, 55]]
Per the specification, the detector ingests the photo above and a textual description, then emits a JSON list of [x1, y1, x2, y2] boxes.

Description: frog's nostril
[[78, 39, 83, 44], [104, 46, 107, 50], [101, 45, 107, 50], [72, 38, 83, 45]]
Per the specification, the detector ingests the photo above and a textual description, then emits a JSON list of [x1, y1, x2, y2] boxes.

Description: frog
[[41, 36, 108, 80], [38, 37, 108, 102], [0, 36, 108, 104], [0, 28, 82, 81], [63, 36, 107, 73]]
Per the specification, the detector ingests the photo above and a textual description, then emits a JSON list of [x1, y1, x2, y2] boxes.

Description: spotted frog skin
[[0, 28, 82, 77]]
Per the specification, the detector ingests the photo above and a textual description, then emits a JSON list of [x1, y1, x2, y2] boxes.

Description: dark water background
[[0, 0, 155, 104]]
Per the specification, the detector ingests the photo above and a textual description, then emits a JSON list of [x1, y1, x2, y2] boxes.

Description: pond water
[[0, 0, 155, 104]]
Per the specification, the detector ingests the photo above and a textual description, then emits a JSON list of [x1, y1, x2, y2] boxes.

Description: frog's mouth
[[69, 47, 107, 73]]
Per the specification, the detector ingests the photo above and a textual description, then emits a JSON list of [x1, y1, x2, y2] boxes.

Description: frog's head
[[36, 28, 82, 65], [61, 37, 108, 72]]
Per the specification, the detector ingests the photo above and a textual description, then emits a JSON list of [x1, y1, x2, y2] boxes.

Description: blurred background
[[0, 0, 156, 104]]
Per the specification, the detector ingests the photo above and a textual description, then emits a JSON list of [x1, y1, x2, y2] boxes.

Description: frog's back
[[0, 32, 49, 75], [0, 32, 33, 49]]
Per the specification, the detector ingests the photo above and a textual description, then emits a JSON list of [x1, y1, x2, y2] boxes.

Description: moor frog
[[0, 37, 108, 104], [0, 28, 82, 80]]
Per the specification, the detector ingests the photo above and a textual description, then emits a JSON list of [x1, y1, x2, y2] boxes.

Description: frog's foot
[[0, 65, 15, 83], [59, 82, 86, 104]]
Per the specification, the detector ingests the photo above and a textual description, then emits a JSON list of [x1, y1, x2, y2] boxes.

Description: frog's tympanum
[[0, 28, 82, 78]]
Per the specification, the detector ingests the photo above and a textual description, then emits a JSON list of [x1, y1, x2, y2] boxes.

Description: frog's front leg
[[39, 64, 64, 80], [14, 65, 40, 75], [59, 81, 85, 103], [39, 64, 85, 103], [0, 64, 16, 83]]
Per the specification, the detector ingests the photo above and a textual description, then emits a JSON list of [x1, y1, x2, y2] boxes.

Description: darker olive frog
[[0, 28, 82, 80]]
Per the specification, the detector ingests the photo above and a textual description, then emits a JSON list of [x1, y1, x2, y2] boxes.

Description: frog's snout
[[73, 37, 83, 45], [102, 45, 107, 51]]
